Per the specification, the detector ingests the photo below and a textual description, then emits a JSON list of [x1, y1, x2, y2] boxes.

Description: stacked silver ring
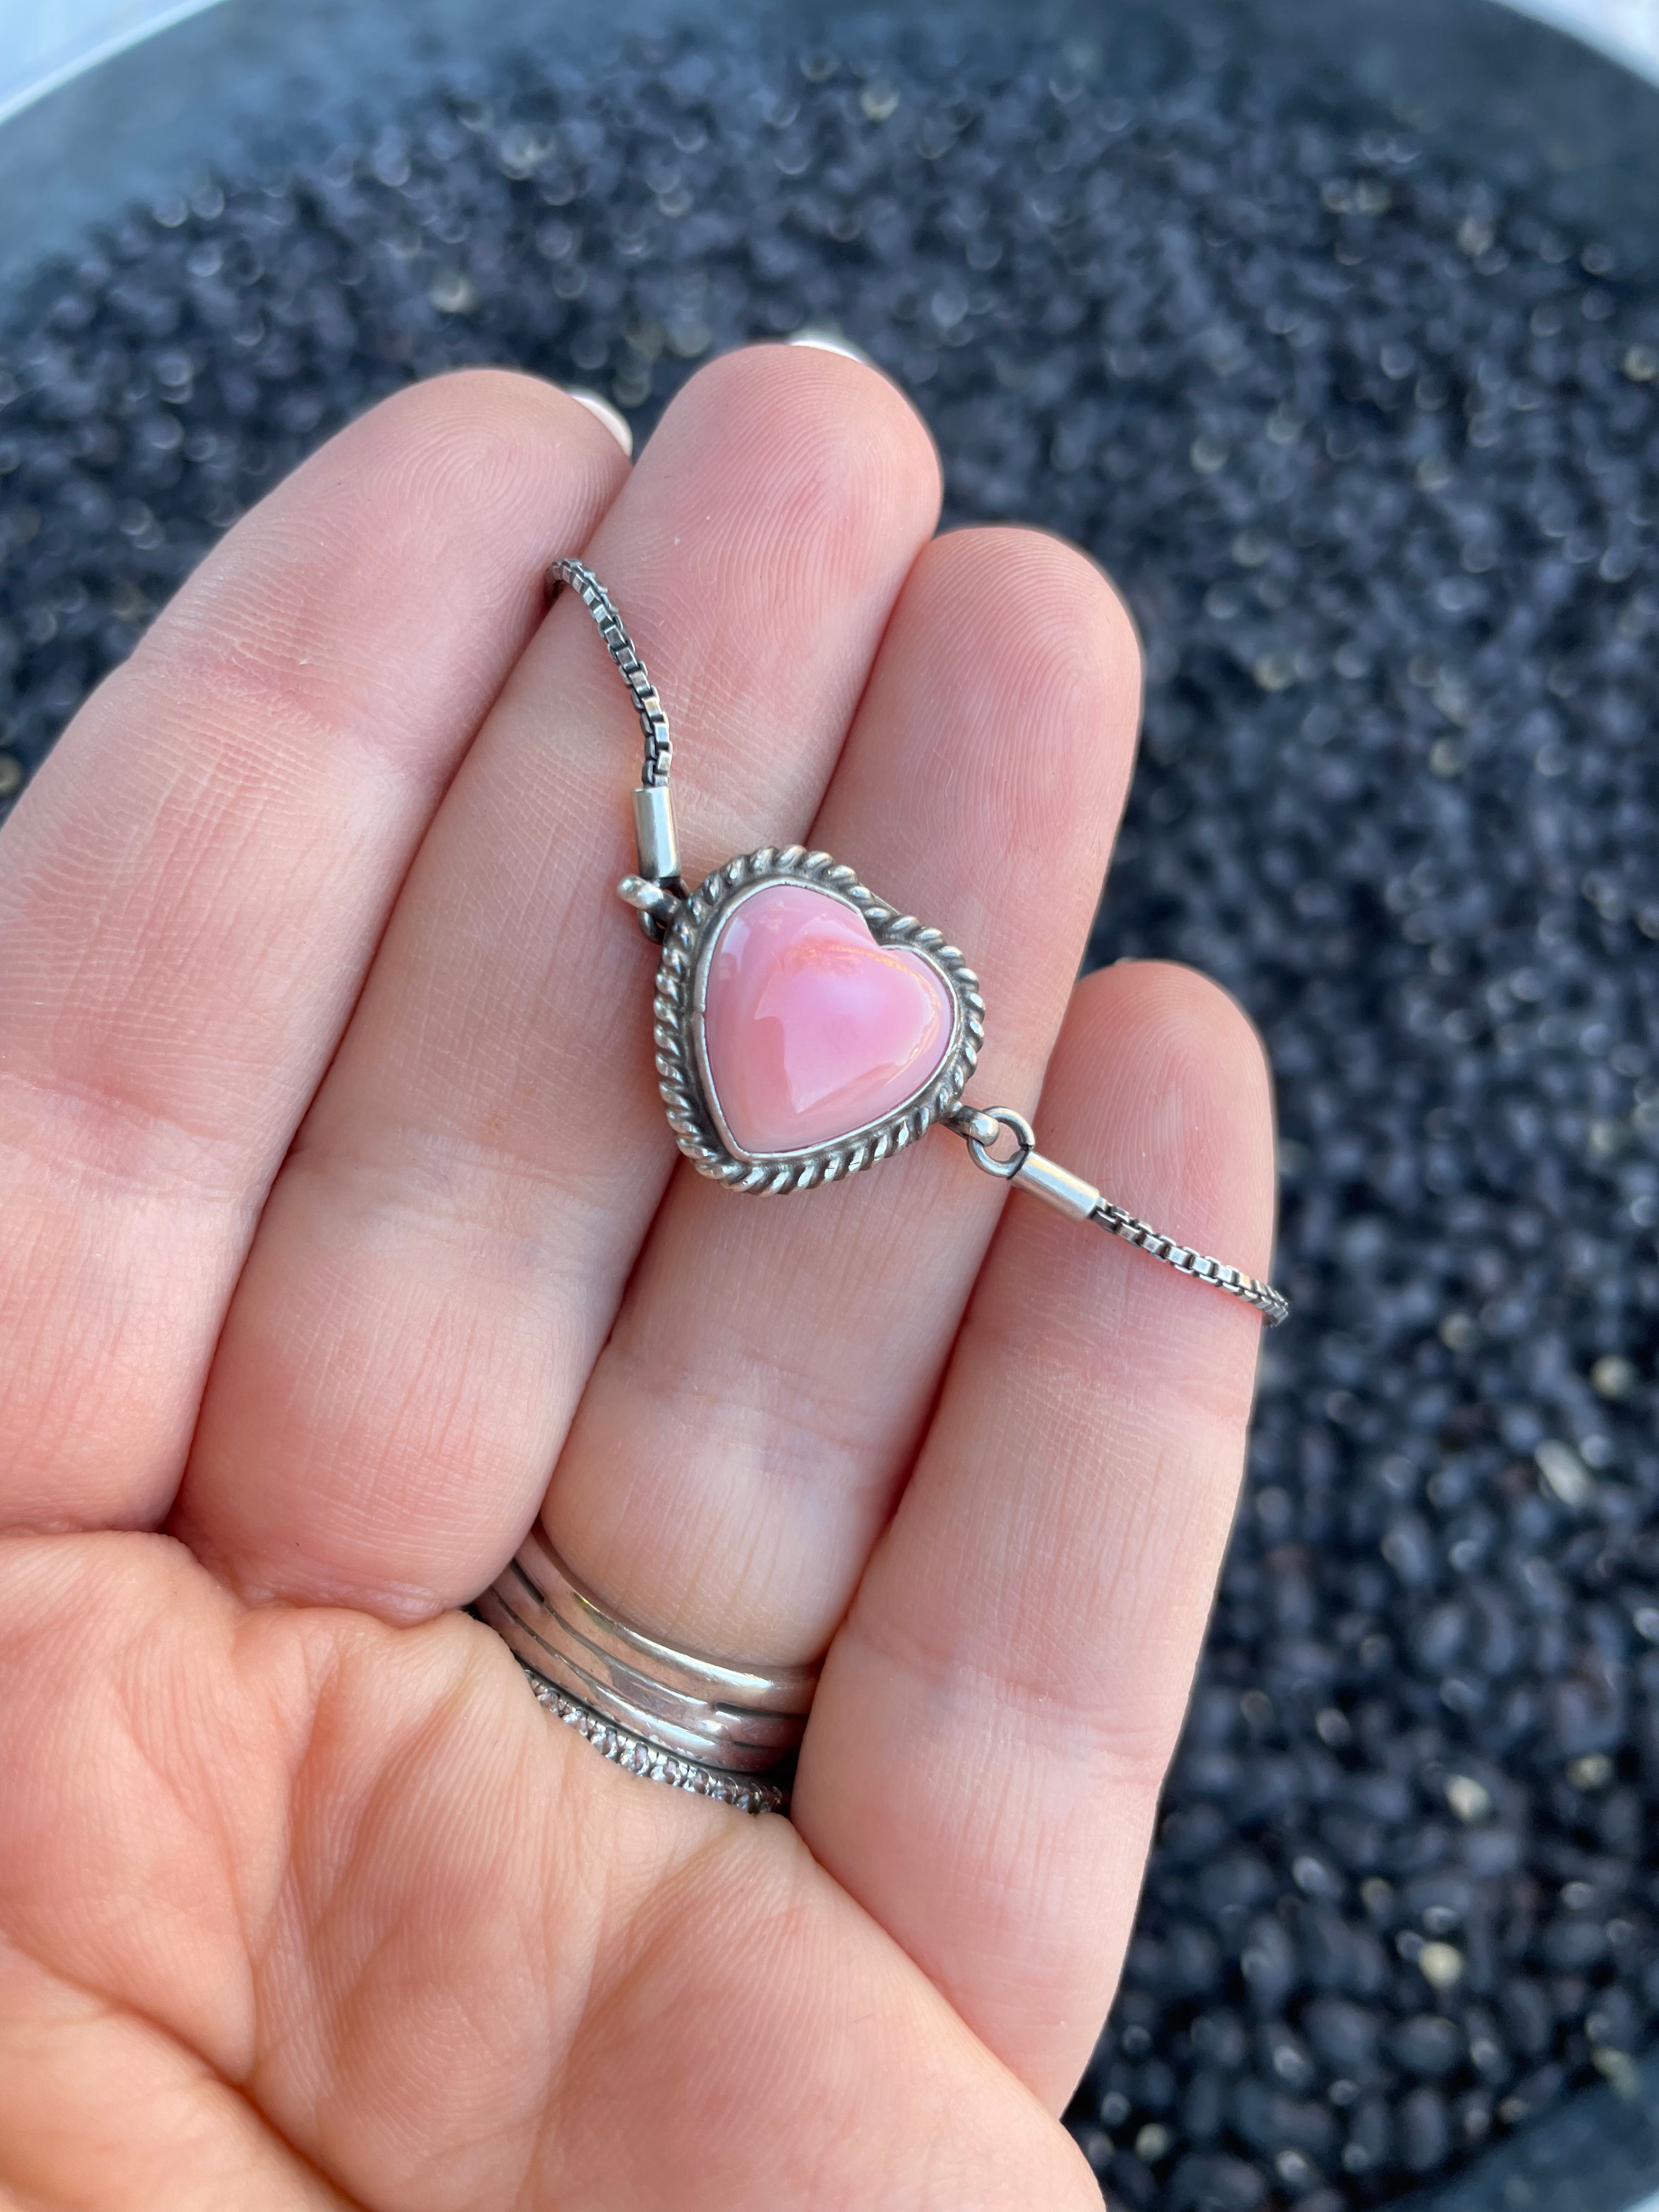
[[478, 1528, 818, 1816]]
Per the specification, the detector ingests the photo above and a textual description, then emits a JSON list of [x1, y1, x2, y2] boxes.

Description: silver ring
[[960, 1105, 1036, 1181], [507, 1661, 792, 1817], [477, 1527, 817, 1812]]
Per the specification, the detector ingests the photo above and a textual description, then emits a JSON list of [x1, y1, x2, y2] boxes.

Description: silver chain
[[548, 557, 673, 787], [549, 558, 1290, 1329], [1093, 1198, 1289, 1325], [950, 1105, 1289, 1326]]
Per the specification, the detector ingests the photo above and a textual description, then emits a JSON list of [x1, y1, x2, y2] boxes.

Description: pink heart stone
[[701, 882, 955, 1157]]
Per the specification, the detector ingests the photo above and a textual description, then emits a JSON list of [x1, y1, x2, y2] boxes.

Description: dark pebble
[[1585, 1985, 1640, 2050], [1233, 2079, 1337, 2159], [1109, 2150, 1160, 2210], [1169, 2153, 1268, 2211], [1190, 2011, 1251, 2073], [1257, 2020, 1319, 2095], [1301, 1995, 1379, 2075], [1503, 1978, 1556, 2058], [1181, 2067, 1228, 2142], [1391, 2015, 1466, 2078], [1344, 2094, 1394, 2176], [1239, 1915, 1297, 2012], [1400, 2086, 1453, 2173], [1540, 1912, 1611, 1971]]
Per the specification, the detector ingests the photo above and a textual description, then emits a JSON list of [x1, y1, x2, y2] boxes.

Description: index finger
[[0, 371, 629, 1535]]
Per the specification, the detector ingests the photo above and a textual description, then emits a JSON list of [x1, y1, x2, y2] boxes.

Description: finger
[[541, 527, 1141, 1663], [0, 373, 628, 1536], [0, 1532, 1101, 2212], [174, 345, 943, 1615], [793, 960, 1277, 2108]]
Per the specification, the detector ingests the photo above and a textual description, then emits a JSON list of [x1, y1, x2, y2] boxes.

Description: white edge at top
[[1498, 0, 1659, 82], [0, 0, 230, 133]]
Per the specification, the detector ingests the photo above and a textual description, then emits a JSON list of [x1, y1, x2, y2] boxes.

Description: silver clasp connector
[[949, 1101, 1289, 1323], [621, 785, 685, 941], [951, 1105, 1101, 1221], [631, 782, 680, 887]]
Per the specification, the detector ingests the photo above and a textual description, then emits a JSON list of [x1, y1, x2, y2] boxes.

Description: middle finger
[[174, 345, 941, 1613], [541, 524, 1142, 1664]]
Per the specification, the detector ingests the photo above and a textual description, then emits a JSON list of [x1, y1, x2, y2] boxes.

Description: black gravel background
[[2, 11, 1657, 2209]]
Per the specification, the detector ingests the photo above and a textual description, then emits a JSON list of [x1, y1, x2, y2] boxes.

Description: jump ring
[[963, 1106, 1036, 1181]]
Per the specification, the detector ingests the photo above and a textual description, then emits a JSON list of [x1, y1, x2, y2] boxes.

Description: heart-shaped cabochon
[[653, 848, 984, 1193]]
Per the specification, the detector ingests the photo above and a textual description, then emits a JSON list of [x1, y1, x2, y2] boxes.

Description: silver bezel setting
[[653, 845, 984, 1193]]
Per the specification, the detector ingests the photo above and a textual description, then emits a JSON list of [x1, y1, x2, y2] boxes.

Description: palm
[[0, 349, 1273, 2210]]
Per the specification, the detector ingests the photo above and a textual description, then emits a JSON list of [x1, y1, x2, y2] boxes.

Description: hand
[[0, 347, 1273, 2210]]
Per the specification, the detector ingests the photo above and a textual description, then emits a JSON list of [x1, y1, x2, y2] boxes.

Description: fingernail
[[786, 326, 872, 366], [563, 387, 634, 456]]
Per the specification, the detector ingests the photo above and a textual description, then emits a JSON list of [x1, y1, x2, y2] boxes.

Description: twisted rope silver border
[[655, 847, 985, 1194], [510, 1652, 790, 1815]]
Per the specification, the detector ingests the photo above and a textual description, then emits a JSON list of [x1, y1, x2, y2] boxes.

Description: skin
[[0, 345, 1276, 2210]]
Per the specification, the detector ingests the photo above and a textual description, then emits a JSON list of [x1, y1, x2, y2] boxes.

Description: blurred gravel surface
[[1, 11, 1657, 2208]]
